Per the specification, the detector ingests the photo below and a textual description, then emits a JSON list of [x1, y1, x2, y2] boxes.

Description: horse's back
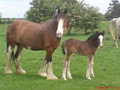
[[64, 38, 83, 45], [6, 20, 58, 50], [63, 38, 81, 51], [6, 20, 43, 47], [116, 18, 120, 28], [63, 38, 90, 55]]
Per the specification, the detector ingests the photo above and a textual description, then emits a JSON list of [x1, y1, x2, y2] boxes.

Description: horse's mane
[[87, 33, 97, 41]]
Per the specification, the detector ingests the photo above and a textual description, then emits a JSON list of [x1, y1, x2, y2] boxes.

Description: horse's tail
[[109, 18, 116, 40], [61, 41, 66, 55], [6, 25, 15, 60]]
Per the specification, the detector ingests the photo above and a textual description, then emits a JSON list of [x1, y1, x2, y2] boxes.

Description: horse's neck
[[46, 19, 58, 32], [45, 19, 61, 41], [87, 39, 99, 49]]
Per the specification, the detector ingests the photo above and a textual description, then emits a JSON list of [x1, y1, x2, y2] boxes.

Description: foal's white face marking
[[99, 35, 104, 47], [56, 18, 64, 38]]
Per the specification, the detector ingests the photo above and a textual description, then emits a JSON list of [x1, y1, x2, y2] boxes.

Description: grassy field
[[0, 21, 120, 90]]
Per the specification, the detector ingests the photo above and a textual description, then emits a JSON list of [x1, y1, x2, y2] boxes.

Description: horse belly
[[25, 46, 45, 51], [76, 46, 89, 56], [22, 40, 45, 51]]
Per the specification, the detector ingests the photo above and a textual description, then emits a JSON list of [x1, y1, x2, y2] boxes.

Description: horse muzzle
[[56, 32, 63, 38], [99, 44, 103, 48]]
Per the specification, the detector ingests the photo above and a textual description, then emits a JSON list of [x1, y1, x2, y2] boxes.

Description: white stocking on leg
[[86, 57, 92, 80], [90, 56, 95, 77], [38, 60, 47, 77], [15, 56, 26, 74], [4, 46, 13, 74], [62, 61, 68, 80], [67, 60, 72, 79], [86, 64, 91, 80], [47, 62, 58, 80]]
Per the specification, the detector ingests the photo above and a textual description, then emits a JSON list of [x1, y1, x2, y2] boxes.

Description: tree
[[26, 0, 77, 22], [105, 0, 120, 20], [80, 6, 102, 34], [26, 0, 102, 34], [0, 12, 2, 23]]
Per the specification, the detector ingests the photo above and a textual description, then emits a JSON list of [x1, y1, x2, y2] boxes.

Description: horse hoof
[[67, 76, 72, 79], [16, 69, 26, 74], [62, 76, 67, 80], [62, 77, 67, 80], [38, 72, 47, 77], [92, 74, 95, 77], [4, 69, 13, 74], [47, 75, 58, 80], [86, 76, 91, 80]]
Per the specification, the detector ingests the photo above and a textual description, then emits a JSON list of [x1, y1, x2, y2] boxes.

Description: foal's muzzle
[[99, 44, 103, 48]]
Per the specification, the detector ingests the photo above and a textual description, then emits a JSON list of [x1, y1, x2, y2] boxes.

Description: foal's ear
[[64, 9, 67, 14], [103, 31, 105, 35], [58, 9, 61, 14], [96, 31, 99, 35]]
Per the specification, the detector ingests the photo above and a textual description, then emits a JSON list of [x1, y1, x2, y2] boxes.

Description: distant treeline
[[0, 18, 25, 24]]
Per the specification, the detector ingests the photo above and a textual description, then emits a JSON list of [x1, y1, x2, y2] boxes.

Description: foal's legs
[[86, 56, 94, 80], [90, 56, 95, 77], [62, 56, 69, 80], [4, 45, 13, 74], [14, 45, 26, 74], [62, 55, 72, 80], [46, 49, 58, 80], [67, 58, 72, 79], [38, 58, 47, 77]]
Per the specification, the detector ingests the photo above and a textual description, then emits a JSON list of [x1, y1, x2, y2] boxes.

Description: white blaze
[[56, 18, 64, 38], [99, 35, 103, 47]]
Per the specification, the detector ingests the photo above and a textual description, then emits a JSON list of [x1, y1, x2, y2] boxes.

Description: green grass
[[0, 22, 120, 90]]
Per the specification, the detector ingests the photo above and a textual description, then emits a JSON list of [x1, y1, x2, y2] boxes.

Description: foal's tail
[[61, 41, 66, 55], [109, 18, 116, 40]]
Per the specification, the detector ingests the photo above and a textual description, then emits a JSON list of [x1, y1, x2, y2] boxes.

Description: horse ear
[[55, 8, 60, 15], [103, 31, 105, 35], [96, 31, 99, 35], [64, 9, 67, 14], [58, 9, 61, 14]]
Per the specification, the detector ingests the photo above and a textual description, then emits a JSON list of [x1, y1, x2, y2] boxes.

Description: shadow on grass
[[1, 73, 46, 80]]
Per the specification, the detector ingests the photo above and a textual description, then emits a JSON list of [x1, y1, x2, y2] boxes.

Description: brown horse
[[5, 9, 70, 80], [62, 31, 105, 80]]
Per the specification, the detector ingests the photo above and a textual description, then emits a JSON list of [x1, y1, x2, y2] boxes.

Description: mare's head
[[55, 9, 70, 38], [87, 31, 105, 48]]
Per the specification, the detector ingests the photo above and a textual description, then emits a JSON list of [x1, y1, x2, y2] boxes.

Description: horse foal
[[62, 31, 105, 80]]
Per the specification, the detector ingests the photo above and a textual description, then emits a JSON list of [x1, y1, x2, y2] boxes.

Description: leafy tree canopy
[[105, 0, 120, 20], [26, 0, 102, 34]]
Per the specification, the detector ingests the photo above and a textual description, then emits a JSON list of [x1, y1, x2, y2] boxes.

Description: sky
[[0, 0, 120, 18], [0, 0, 32, 18], [85, 0, 111, 13]]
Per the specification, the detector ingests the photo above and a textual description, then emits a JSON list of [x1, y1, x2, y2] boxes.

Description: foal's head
[[55, 9, 70, 38], [88, 31, 105, 48]]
